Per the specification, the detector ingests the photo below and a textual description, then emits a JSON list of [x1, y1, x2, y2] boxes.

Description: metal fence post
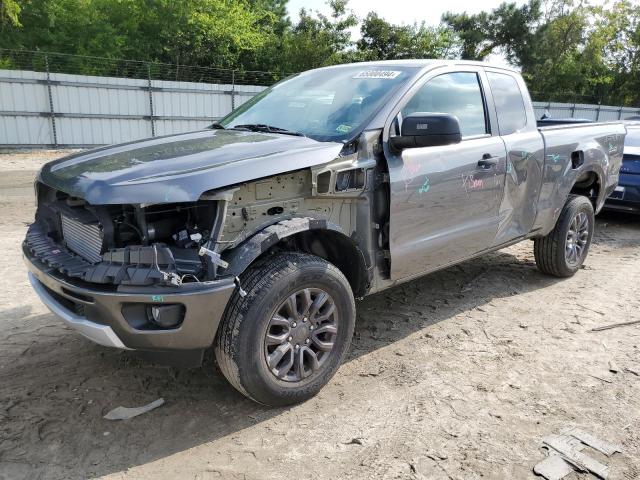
[[44, 54, 58, 147], [231, 70, 236, 110], [618, 107, 623, 120], [147, 64, 156, 137], [596, 104, 601, 121]]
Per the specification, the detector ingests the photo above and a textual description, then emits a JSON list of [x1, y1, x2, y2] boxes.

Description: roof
[[312, 59, 520, 74]]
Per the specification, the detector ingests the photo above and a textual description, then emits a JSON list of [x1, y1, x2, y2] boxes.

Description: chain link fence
[[1, 50, 619, 103], [0, 48, 290, 86]]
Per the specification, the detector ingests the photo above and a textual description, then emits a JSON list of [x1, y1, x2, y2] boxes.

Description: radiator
[[61, 214, 104, 264]]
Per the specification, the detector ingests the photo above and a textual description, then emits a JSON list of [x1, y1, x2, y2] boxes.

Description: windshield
[[219, 65, 418, 141]]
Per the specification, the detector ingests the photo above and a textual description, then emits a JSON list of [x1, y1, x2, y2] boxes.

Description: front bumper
[[24, 246, 236, 352], [28, 271, 129, 348]]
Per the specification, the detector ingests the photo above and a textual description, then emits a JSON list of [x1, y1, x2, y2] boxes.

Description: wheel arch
[[222, 217, 370, 297], [569, 167, 605, 213]]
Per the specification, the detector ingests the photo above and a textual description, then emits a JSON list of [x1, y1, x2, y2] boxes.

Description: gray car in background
[[23, 60, 626, 405]]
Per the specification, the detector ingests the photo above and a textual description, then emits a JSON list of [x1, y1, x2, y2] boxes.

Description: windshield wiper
[[209, 122, 225, 129], [231, 124, 306, 137]]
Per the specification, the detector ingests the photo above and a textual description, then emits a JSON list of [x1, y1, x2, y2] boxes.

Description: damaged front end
[[25, 183, 230, 288], [23, 183, 236, 359]]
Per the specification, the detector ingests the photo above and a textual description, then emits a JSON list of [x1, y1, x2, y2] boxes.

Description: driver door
[[386, 69, 507, 280]]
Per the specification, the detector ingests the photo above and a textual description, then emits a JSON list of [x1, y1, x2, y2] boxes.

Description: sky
[[286, 0, 529, 27]]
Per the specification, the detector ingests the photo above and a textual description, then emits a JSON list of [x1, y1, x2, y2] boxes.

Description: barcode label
[[353, 70, 401, 80]]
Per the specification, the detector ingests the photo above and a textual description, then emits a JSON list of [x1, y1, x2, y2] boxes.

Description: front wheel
[[534, 195, 595, 277], [214, 252, 355, 406]]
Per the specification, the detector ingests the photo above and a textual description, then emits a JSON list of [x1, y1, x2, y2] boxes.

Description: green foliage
[[443, 0, 640, 105], [0, 0, 21, 27], [1, 0, 639, 106], [0, 0, 281, 69], [279, 0, 358, 71], [357, 13, 457, 61]]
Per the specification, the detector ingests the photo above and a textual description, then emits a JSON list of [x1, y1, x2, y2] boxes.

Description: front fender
[[221, 217, 345, 277]]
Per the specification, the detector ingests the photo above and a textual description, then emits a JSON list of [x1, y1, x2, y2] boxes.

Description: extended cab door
[[385, 68, 507, 280], [484, 69, 545, 245]]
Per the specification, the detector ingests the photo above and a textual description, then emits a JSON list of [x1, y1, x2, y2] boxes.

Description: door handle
[[478, 153, 498, 168]]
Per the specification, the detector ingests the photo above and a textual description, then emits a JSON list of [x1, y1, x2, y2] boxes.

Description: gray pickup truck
[[24, 60, 626, 405]]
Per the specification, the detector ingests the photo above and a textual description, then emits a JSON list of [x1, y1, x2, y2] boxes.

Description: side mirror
[[390, 112, 462, 150]]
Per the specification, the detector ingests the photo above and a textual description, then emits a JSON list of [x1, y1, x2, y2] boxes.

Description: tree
[[0, 0, 21, 28], [588, 0, 640, 106], [440, 0, 637, 105], [442, 0, 542, 62], [1, 0, 639, 106], [441, 11, 492, 60], [240, 0, 291, 72], [281, 0, 357, 72], [357, 12, 456, 61], [0, 0, 280, 69]]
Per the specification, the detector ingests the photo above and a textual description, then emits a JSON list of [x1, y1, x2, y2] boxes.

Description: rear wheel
[[214, 252, 355, 406], [534, 195, 594, 277]]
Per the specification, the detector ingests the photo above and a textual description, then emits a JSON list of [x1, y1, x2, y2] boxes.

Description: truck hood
[[39, 129, 343, 204]]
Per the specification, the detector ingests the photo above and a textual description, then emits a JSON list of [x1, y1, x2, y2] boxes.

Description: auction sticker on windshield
[[353, 70, 401, 79]]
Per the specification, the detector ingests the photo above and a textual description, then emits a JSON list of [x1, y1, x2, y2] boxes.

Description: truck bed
[[533, 121, 627, 234]]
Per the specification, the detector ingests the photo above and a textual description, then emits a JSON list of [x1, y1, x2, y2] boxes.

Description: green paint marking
[[507, 161, 514, 174], [418, 177, 430, 194]]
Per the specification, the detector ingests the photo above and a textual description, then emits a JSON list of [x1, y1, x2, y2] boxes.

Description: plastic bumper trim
[[28, 271, 130, 349]]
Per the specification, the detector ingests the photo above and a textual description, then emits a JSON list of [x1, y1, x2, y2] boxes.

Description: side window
[[401, 72, 487, 138], [487, 72, 527, 135]]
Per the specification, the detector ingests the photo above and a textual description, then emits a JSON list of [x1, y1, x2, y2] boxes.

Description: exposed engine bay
[[26, 183, 222, 287], [26, 139, 384, 292]]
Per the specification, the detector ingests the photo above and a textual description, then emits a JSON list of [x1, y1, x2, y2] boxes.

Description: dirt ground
[[0, 150, 639, 480]]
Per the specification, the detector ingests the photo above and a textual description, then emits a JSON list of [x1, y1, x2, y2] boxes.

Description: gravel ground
[[0, 150, 639, 480]]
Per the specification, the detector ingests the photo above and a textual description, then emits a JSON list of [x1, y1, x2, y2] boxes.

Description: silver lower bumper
[[28, 272, 130, 349]]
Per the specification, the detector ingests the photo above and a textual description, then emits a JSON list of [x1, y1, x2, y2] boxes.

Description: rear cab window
[[486, 72, 527, 135]]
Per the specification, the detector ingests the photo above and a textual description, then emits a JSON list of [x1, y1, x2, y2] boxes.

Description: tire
[[534, 195, 595, 277], [214, 252, 356, 406]]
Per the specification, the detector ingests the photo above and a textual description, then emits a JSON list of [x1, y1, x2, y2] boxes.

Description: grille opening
[[35, 187, 219, 283], [42, 284, 84, 317], [61, 287, 94, 304]]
